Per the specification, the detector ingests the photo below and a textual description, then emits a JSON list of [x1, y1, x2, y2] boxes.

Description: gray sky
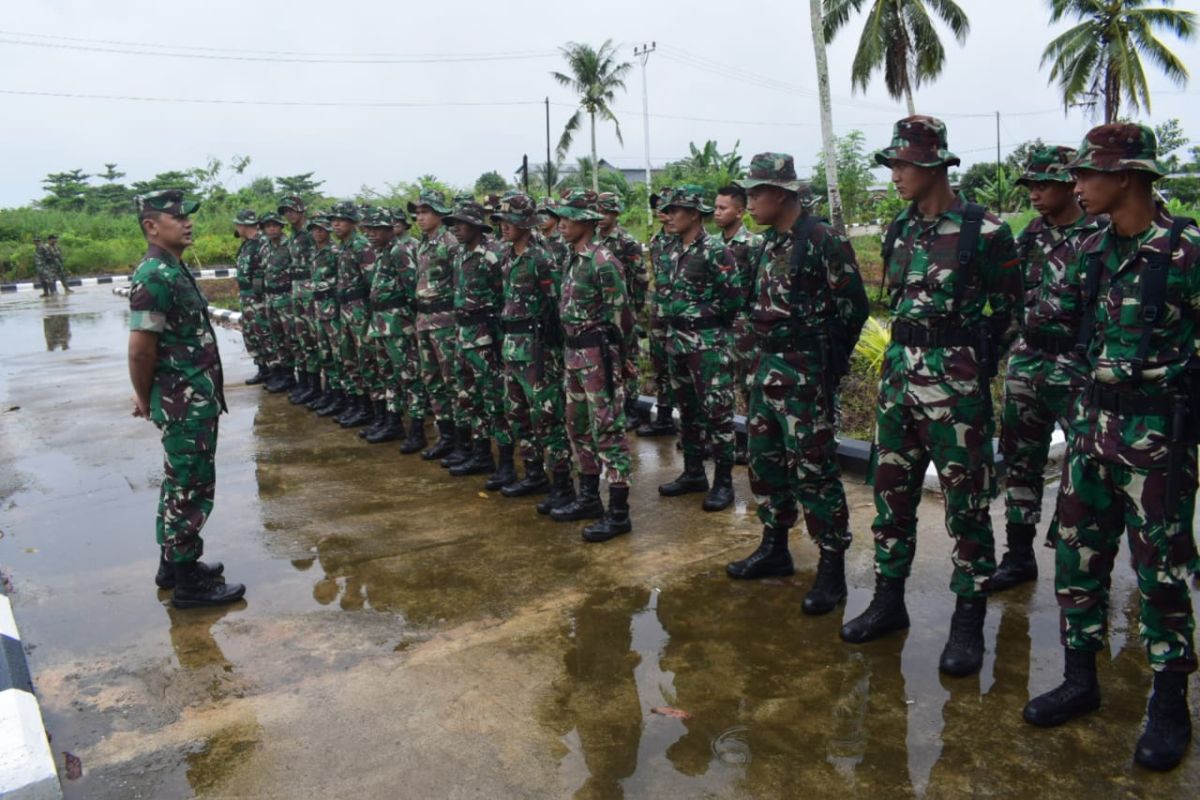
[[2, 0, 1198, 208]]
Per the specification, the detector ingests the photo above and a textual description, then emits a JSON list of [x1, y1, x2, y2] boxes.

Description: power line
[[0, 88, 545, 109]]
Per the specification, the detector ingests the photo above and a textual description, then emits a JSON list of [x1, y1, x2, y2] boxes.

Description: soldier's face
[[393, 223, 409, 238], [538, 218, 557, 235], [890, 161, 938, 201], [235, 224, 257, 239], [365, 227, 393, 248], [310, 227, 329, 246], [262, 222, 285, 240], [713, 195, 744, 228], [282, 208, 303, 226], [143, 212, 193, 249], [499, 221, 521, 242], [1028, 181, 1076, 218], [1073, 169, 1124, 216], [601, 211, 619, 229], [451, 221, 473, 244], [746, 186, 787, 226], [664, 207, 699, 236], [560, 219, 590, 245], [416, 207, 441, 234], [331, 219, 354, 239]]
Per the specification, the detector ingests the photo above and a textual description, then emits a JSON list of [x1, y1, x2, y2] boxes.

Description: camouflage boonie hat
[[1068, 123, 1167, 179], [360, 207, 394, 228], [407, 189, 452, 216], [328, 201, 361, 222], [390, 208, 411, 227], [233, 208, 259, 226], [47, 234, 58, 240], [649, 188, 674, 210], [306, 213, 333, 232], [258, 210, 286, 226], [661, 184, 714, 215], [874, 116, 961, 169], [278, 195, 306, 214], [547, 189, 603, 222], [491, 192, 538, 228], [1018, 146, 1078, 185], [735, 153, 806, 193], [596, 192, 623, 214], [33, 235, 42, 242], [135, 189, 200, 217], [443, 200, 493, 232]]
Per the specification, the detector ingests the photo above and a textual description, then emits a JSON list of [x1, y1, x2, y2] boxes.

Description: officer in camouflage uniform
[[1023, 124, 1199, 772], [232, 210, 268, 384], [840, 118, 1022, 679], [410, 190, 463, 461], [330, 202, 376, 428], [258, 211, 297, 393], [307, 214, 347, 417], [654, 185, 743, 512], [33, 236, 55, 296], [127, 189, 244, 608], [46, 235, 72, 293], [638, 191, 680, 438], [548, 189, 637, 542], [280, 196, 321, 405], [992, 146, 1104, 591], [596, 192, 649, 430], [724, 155, 869, 616], [492, 193, 572, 501]]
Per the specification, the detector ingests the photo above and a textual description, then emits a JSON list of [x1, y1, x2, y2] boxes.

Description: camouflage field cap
[[258, 210, 286, 226], [306, 213, 333, 232], [1068, 123, 1167, 179], [443, 200, 493, 232], [328, 201, 361, 223], [734, 153, 806, 193], [491, 192, 538, 228], [135, 189, 200, 217], [360, 207, 394, 229], [874, 116, 961, 169], [649, 188, 674, 210], [661, 184, 714, 215], [596, 192, 623, 214], [407, 189, 452, 216], [278, 195, 306, 214], [390, 208, 411, 227], [1017, 146, 1078, 186], [47, 234, 58, 241], [32, 235, 42, 242], [233, 208, 259, 226], [546, 189, 603, 222]]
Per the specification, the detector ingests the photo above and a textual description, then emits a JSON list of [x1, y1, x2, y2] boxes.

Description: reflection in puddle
[[43, 314, 71, 351]]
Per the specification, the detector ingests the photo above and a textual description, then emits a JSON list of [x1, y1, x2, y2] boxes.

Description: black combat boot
[[803, 548, 848, 616], [421, 420, 456, 460], [264, 366, 288, 393], [840, 575, 910, 643], [726, 526, 794, 580], [155, 550, 225, 590], [333, 394, 358, 425], [1135, 671, 1192, 771], [637, 405, 677, 437], [359, 400, 388, 439], [734, 430, 749, 465], [245, 361, 269, 385], [450, 438, 495, 477], [659, 456, 709, 497], [441, 426, 473, 468], [484, 445, 519, 491], [399, 417, 428, 454], [340, 395, 373, 428], [297, 372, 323, 404], [702, 460, 735, 511], [171, 561, 246, 609], [551, 474, 604, 522], [502, 459, 550, 497], [989, 521, 1039, 591], [1023, 649, 1102, 727], [624, 396, 643, 431], [288, 371, 309, 403], [306, 378, 331, 410], [317, 389, 347, 417], [583, 486, 632, 542], [271, 367, 297, 394], [366, 408, 404, 444], [939, 595, 988, 676], [537, 468, 576, 515]]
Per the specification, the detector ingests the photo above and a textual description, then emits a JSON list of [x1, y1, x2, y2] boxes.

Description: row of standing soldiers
[[33, 234, 73, 295]]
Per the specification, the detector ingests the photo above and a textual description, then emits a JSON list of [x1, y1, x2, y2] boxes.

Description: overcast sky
[[1, 0, 1197, 208]]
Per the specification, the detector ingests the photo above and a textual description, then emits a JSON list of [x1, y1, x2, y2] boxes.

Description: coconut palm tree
[[1041, 0, 1194, 123], [822, 0, 970, 115], [552, 40, 632, 193], [811, 0, 845, 231]]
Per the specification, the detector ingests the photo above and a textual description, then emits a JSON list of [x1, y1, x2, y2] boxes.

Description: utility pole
[[996, 110, 1002, 176], [810, 0, 844, 232], [634, 42, 656, 218], [545, 97, 552, 198]]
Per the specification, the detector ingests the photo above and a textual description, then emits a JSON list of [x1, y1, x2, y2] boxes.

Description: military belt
[[417, 299, 454, 314], [502, 319, 538, 334], [759, 333, 823, 354], [456, 308, 495, 326], [312, 289, 336, 300], [264, 286, 291, 296], [373, 298, 410, 312], [665, 316, 724, 333], [1088, 384, 1174, 417], [1024, 330, 1077, 356], [338, 288, 369, 303], [891, 320, 977, 348], [564, 330, 610, 349]]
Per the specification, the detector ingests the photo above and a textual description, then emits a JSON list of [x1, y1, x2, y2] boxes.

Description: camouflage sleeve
[[625, 239, 649, 310], [536, 248, 559, 305], [129, 263, 172, 334], [824, 230, 870, 340], [984, 222, 1023, 351], [712, 245, 743, 324], [597, 250, 632, 341]]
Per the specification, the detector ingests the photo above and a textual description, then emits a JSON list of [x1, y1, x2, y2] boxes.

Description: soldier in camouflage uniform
[[840, 118, 1022, 679], [330, 202, 376, 428], [280, 196, 321, 405], [724, 155, 869, 616], [361, 208, 417, 444], [33, 236, 55, 296], [992, 146, 1104, 591], [307, 214, 347, 417], [392, 208, 415, 247], [547, 189, 637, 542], [1023, 124, 1199, 772], [596, 192, 649, 430], [127, 189, 244, 608], [258, 211, 297, 393], [713, 184, 762, 464], [654, 185, 743, 512], [46, 235, 72, 293], [232, 210, 268, 385], [536, 200, 571, 266], [410, 190, 463, 461], [638, 192, 680, 438]]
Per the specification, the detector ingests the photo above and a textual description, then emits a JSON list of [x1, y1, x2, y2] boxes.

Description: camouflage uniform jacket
[[750, 215, 870, 387], [261, 236, 293, 295], [560, 243, 634, 370], [660, 229, 742, 354], [333, 231, 375, 320], [1010, 212, 1105, 387], [1072, 207, 1200, 469], [414, 226, 459, 332], [33, 243, 49, 272], [310, 242, 339, 321], [723, 224, 762, 312], [289, 227, 316, 304], [881, 196, 1022, 407], [369, 238, 418, 338], [536, 229, 571, 272], [47, 243, 64, 269], [128, 244, 226, 424], [453, 237, 505, 349], [235, 237, 262, 295], [598, 225, 648, 312], [500, 238, 560, 363]]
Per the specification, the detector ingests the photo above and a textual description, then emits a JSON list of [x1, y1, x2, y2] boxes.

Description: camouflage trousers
[[50, 262, 71, 291], [731, 316, 755, 415], [293, 297, 321, 374], [648, 321, 672, 407], [670, 346, 735, 463], [748, 357, 850, 551], [36, 266, 57, 293], [317, 315, 342, 390], [1000, 373, 1078, 525], [380, 331, 427, 419], [456, 342, 509, 444], [504, 356, 571, 469], [239, 293, 265, 360], [338, 305, 369, 394], [266, 294, 296, 369], [155, 415, 218, 564], [1055, 449, 1198, 672], [366, 336, 392, 402], [417, 325, 458, 424], [871, 397, 997, 598], [625, 331, 642, 410], [564, 344, 632, 486]]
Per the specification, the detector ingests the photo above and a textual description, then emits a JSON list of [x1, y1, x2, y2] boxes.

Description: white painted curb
[[112, 285, 241, 326], [4, 269, 238, 294], [0, 592, 63, 800]]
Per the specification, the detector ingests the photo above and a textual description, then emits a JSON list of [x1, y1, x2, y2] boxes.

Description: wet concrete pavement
[[1, 286, 1198, 799]]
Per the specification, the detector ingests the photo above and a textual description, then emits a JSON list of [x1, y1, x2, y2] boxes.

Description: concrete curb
[[3, 268, 238, 294], [0, 584, 63, 800]]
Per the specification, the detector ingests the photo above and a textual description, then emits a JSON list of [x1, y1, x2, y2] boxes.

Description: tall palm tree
[[1041, 0, 1194, 123], [823, 0, 970, 115], [552, 40, 632, 193], [811, 0, 845, 232]]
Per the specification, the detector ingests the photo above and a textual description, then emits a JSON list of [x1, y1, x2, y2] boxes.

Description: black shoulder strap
[[1075, 249, 1106, 355], [788, 213, 822, 311], [1133, 216, 1196, 380], [952, 202, 986, 310]]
